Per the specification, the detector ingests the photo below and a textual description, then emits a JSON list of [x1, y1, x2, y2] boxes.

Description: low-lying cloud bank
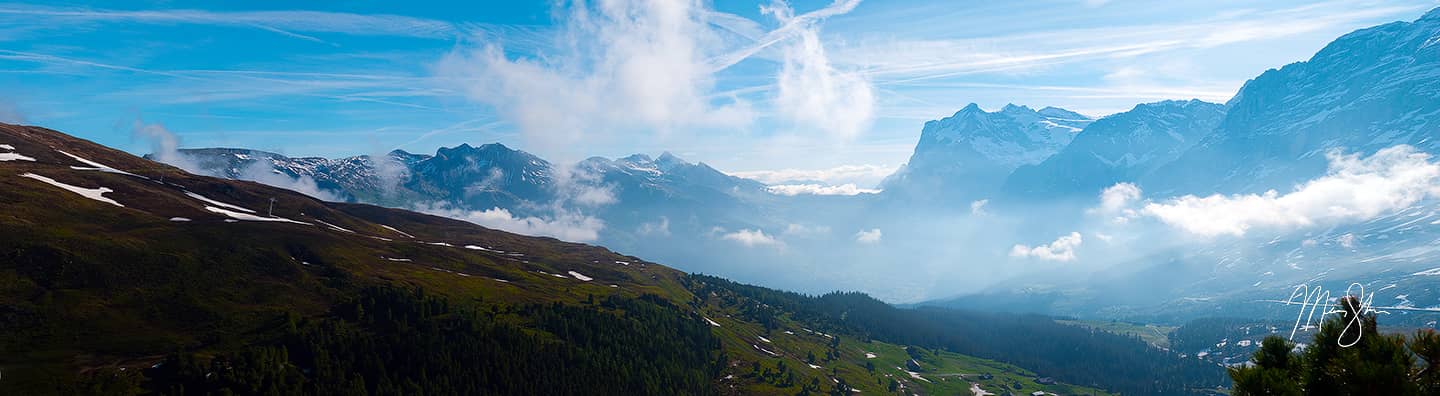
[[1104, 145, 1440, 237], [1011, 231, 1083, 261], [765, 183, 881, 196], [729, 163, 897, 186], [415, 203, 605, 242]]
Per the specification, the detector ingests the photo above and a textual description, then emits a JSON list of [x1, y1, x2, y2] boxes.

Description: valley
[[5, 1, 1440, 394]]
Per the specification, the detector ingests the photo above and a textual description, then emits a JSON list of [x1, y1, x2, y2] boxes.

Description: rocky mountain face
[[911, 9, 1440, 323], [1003, 100, 1226, 198], [1146, 9, 1440, 195], [166, 143, 769, 239], [881, 104, 1092, 202]]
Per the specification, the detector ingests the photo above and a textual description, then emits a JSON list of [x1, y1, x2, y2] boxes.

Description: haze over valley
[[5, 1, 1440, 394]]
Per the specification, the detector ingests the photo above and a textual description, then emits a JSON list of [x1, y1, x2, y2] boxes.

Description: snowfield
[[169, 217, 191, 222], [204, 206, 310, 224], [704, 317, 721, 327], [21, 173, 124, 207], [568, 271, 593, 281]]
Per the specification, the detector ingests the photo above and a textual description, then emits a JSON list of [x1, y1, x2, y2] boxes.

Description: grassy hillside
[[1057, 319, 1177, 349]]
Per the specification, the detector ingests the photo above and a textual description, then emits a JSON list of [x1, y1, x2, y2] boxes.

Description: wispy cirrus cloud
[[0, 4, 464, 39], [836, 1, 1426, 84]]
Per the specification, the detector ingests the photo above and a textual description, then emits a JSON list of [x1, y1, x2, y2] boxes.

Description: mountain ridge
[[2, 122, 1206, 395], [881, 103, 1094, 202]]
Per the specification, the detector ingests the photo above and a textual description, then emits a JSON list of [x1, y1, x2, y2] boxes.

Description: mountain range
[[145, 8, 1440, 325], [0, 122, 1221, 395]]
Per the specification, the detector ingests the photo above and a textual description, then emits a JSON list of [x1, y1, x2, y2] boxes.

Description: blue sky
[[2, 0, 1436, 187]]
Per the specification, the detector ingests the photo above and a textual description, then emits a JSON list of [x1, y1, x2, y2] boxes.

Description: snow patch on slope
[[185, 191, 256, 213], [204, 206, 310, 225], [20, 173, 124, 207]]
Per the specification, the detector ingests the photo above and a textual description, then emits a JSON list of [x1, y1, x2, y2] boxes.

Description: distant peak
[[436, 142, 516, 158], [579, 156, 614, 166], [657, 151, 684, 163], [1001, 103, 1034, 113], [1037, 106, 1088, 120], [1131, 99, 1221, 112], [620, 153, 652, 163], [477, 143, 512, 152], [1423, 6, 1440, 21], [959, 103, 983, 113]]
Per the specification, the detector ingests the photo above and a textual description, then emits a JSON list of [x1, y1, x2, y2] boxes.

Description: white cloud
[[238, 161, 345, 202], [970, 199, 989, 215], [783, 223, 831, 237], [416, 203, 604, 242], [1139, 146, 1440, 237], [1093, 232, 1114, 243], [728, 163, 897, 186], [133, 119, 344, 201], [638, 216, 671, 236], [1338, 233, 1357, 249], [1093, 182, 1141, 215], [435, 0, 867, 149], [550, 164, 617, 208], [766, 0, 875, 139], [720, 228, 782, 247], [133, 120, 203, 174], [854, 228, 882, 244], [1011, 232, 1083, 262], [435, 0, 755, 148], [765, 183, 881, 196]]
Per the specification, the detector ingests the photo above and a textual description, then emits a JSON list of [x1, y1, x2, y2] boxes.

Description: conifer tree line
[[68, 286, 723, 396], [1230, 295, 1440, 395]]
